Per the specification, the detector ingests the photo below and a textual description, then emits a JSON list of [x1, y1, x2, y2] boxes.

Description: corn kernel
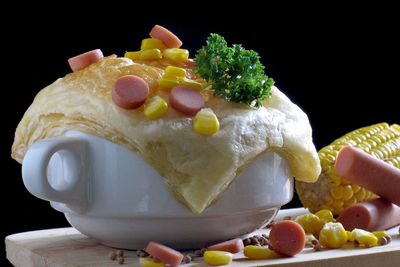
[[164, 66, 187, 79], [295, 213, 324, 237], [346, 230, 354, 242], [315, 209, 335, 224], [157, 77, 180, 89], [139, 257, 165, 267], [372, 231, 389, 239], [331, 200, 344, 212], [163, 48, 189, 63], [125, 51, 141, 60], [144, 96, 168, 120], [331, 186, 344, 200], [344, 197, 357, 207], [139, 48, 162, 60], [319, 222, 347, 248], [180, 78, 203, 91], [351, 228, 378, 247], [125, 49, 162, 61], [157, 77, 202, 92], [244, 245, 276, 259], [193, 108, 220, 136], [342, 185, 354, 201], [141, 38, 165, 51], [351, 183, 361, 193], [355, 189, 367, 201], [305, 234, 317, 247], [204, 250, 232, 266]]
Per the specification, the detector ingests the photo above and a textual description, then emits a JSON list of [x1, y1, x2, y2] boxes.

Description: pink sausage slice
[[145, 241, 184, 267], [269, 220, 305, 257], [208, 238, 244, 253], [68, 49, 103, 72], [150, 25, 182, 48], [335, 145, 400, 206], [169, 86, 204, 116], [112, 75, 149, 109], [337, 198, 400, 231]]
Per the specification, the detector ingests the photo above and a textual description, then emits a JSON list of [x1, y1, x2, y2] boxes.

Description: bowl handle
[[22, 137, 88, 214]]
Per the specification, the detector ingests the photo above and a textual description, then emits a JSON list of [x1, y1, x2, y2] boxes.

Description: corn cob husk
[[296, 122, 400, 215]]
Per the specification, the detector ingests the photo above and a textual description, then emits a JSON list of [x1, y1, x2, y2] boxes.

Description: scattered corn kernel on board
[[6, 208, 400, 267]]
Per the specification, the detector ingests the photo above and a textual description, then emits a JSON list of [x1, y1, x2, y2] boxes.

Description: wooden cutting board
[[5, 208, 400, 267]]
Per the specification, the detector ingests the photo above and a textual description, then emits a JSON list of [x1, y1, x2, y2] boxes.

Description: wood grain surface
[[5, 208, 400, 267]]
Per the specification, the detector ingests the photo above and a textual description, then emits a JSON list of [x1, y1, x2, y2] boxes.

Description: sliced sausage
[[207, 238, 244, 253], [169, 86, 204, 116], [112, 75, 149, 109], [149, 25, 182, 48], [68, 49, 103, 72], [335, 145, 400, 206], [268, 220, 305, 257], [337, 198, 400, 231], [145, 241, 184, 267]]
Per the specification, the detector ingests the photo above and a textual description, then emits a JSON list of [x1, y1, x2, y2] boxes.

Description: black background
[[1, 4, 398, 265]]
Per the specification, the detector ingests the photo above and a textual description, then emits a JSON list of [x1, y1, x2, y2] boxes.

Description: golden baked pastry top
[[12, 55, 321, 213]]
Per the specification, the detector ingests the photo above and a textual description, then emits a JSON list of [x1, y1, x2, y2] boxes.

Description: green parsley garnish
[[194, 34, 274, 108]]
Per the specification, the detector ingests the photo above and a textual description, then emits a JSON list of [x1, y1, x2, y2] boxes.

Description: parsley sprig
[[194, 34, 274, 108]]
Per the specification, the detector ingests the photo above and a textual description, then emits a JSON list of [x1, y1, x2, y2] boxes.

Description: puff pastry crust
[[12, 55, 321, 213]]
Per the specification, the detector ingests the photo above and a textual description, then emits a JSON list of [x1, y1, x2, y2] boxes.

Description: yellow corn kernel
[[164, 66, 187, 79], [144, 96, 168, 120], [141, 38, 165, 51], [180, 78, 203, 91], [372, 231, 389, 239], [342, 185, 354, 201], [346, 230, 354, 242], [344, 197, 357, 208], [204, 250, 232, 266], [315, 209, 335, 224], [158, 77, 202, 92], [125, 51, 141, 60], [355, 189, 366, 201], [125, 49, 162, 61], [319, 222, 347, 249], [331, 200, 344, 212], [139, 48, 162, 60], [163, 48, 189, 63], [351, 183, 361, 193], [244, 245, 276, 260], [193, 108, 220, 136], [157, 77, 180, 89], [295, 213, 324, 237], [139, 257, 165, 267], [305, 234, 317, 247], [331, 185, 344, 200], [351, 229, 378, 247]]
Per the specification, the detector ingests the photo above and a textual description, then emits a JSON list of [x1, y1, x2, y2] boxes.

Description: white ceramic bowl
[[22, 131, 293, 249]]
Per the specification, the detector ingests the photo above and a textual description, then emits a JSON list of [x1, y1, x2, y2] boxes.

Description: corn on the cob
[[296, 123, 400, 215]]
